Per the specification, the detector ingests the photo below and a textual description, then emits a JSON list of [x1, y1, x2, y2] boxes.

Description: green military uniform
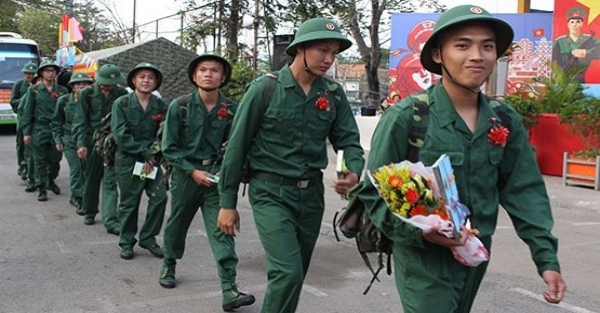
[[219, 18, 364, 311], [17, 92, 37, 190], [11, 62, 38, 178], [21, 61, 68, 201], [111, 63, 168, 258], [161, 90, 238, 282], [358, 6, 561, 313], [72, 64, 128, 230], [52, 73, 93, 213]]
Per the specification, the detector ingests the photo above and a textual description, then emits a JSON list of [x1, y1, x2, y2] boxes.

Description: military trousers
[[248, 177, 325, 313], [63, 136, 83, 201], [24, 139, 35, 183], [393, 237, 491, 313], [81, 146, 119, 230], [162, 168, 238, 291], [32, 140, 62, 190], [16, 120, 25, 171], [115, 155, 167, 248]]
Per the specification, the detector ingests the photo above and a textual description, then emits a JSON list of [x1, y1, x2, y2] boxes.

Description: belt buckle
[[296, 180, 309, 189], [202, 159, 212, 166]]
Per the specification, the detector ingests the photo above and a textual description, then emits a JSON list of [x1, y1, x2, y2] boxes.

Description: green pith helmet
[[95, 64, 125, 85], [127, 62, 163, 91], [420, 5, 514, 75], [68, 72, 93, 87], [22, 62, 38, 74], [285, 18, 352, 56], [187, 54, 231, 88], [37, 60, 60, 77], [566, 7, 586, 20]]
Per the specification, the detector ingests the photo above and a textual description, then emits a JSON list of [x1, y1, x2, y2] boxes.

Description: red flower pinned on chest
[[487, 117, 509, 147], [50, 91, 59, 99], [153, 114, 163, 123], [315, 93, 330, 111], [217, 106, 228, 119]]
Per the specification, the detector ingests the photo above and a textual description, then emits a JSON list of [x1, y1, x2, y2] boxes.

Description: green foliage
[[17, 8, 61, 56], [558, 96, 600, 157], [221, 60, 255, 103], [535, 62, 586, 113], [505, 92, 542, 129]]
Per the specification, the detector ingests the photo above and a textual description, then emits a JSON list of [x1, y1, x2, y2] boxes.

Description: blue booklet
[[431, 154, 469, 240]]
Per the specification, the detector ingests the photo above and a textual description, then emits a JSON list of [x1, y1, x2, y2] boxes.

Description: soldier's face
[[433, 22, 497, 89], [24, 72, 34, 83], [41, 68, 56, 82], [193, 60, 225, 91], [298, 40, 340, 76], [132, 69, 158, 93], [568, 18, 583, 33], [72, 81, 90, 93]]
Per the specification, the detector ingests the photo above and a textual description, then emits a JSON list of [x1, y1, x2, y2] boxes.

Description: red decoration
[[153, 114, 163, 123], [315, 94, 330, 111], [487, 117, 510, 146], [217, 106, 228, 119], [50, 91, 59, 99]]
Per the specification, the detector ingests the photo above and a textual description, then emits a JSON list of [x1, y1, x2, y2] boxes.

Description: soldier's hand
[[542, 270, 567, 304], [55, 144, 63, 152], [217, 208, 240, 237], [572, 49, 586, 58], [333, 171, 359, 195], [23, 135, 31, 145], [422, 225, 468, 247], [144, 159, 155, 173], [77, 147, 87, 160], [191, 170, 215, 187]]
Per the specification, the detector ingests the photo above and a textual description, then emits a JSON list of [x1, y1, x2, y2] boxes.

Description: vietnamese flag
[[533, 28, 545, 37]]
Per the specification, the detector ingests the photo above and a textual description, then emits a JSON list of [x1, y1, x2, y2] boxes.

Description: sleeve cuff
[[220, 193, 238, 209]]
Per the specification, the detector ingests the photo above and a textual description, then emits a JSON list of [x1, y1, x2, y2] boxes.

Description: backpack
[[334, 89, 511, 295]]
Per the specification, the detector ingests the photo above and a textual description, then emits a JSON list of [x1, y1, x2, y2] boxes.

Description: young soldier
[[19, 73, 41, 192], [22, 61, 68, 202], [159, 54, 255, 312], [111, 63, 168, 260], [72, 64, 128, 234], [358, 5, 566, 312], [218, 18, 365, 313], [52, 72, 93, 214], [10, 61, 38, 179]]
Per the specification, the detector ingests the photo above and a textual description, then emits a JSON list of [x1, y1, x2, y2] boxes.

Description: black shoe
[[159, 259, 176, 288], [139, 243, 164, 258], [83, 215, 95, 225], [120, 247, 134, 260], [25, 182, 37, 193], [222, 286, 255, 311], [37, 189, 48, 202], [48, 181, 61, 195], [20, 165, 28, 181], [106, 228, 121, 236]]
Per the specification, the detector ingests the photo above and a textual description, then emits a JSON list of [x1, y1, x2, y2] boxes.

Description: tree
[[17, 8, 61, 56]]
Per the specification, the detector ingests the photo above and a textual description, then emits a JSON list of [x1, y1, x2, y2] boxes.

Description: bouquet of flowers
[[367, 160, 489, 267]]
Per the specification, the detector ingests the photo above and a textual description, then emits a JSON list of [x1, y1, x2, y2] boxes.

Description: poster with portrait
[[553, 0, 600, 85], [389, 13, 553, 99]]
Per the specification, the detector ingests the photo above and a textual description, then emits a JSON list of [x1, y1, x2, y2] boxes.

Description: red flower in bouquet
[[50, 91, 59, 99], [153, 114, 163, 123], [487, 117, 509, 146], [315, 93, 330, 111]]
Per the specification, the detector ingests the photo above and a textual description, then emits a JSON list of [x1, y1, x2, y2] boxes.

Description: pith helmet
[[187, 54, 231, 88], [95, 64, 125, 85], [566, 7, 586, 20], [68, 72, 93, 87], [285, 18, 352, 56], [127, 62, 163, 91], [37, 60, 60, 77], [22, 62, 38, 74], [420, 5, 514, 75]]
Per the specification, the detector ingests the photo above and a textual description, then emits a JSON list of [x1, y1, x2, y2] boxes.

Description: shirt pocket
[[420, 150, 464, 168], [488, 147, 503, 165], [312, 109, 334, 140], [264, 108, 295, 139]]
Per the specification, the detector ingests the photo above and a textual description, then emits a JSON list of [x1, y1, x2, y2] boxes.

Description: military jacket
[[161, 91, 237, 175], [10, 79, 30, 113], [21, 83, 69, 144], [72, 83, 128, 148], [552, 34, 600, 68], [219, 65, 365, 209], [358, 83, 560, 275], [111, 92, 168, 161], [51, 93, 78, 146]]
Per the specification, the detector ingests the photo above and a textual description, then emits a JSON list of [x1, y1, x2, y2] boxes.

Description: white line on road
[[34, 213, 45, 224], [511, 287, 597, 313], [303, 284, 329, 298], [572, 222, 600, 226]]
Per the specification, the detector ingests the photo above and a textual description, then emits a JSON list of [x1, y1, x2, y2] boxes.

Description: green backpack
[[334, 89, 511, 295]]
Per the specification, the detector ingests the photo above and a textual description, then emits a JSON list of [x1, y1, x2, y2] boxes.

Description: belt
[[201, 158, 215, 166], [253, 171, 322, 189]]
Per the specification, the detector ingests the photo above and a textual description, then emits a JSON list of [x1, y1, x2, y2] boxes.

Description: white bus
[[0, 32, 41, 125]]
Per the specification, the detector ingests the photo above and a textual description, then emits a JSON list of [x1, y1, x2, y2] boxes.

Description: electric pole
[[132, 0, 137, 43]]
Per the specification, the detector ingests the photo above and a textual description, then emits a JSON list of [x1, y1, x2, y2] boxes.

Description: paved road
[[0, 126, 599, 313]]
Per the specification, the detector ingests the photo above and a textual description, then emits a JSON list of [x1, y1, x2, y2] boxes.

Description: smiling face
[[132, 69, 158, 93], [432, 22, 497, 90], [297, 39, 340, 76], [193, 59, 225, 91]]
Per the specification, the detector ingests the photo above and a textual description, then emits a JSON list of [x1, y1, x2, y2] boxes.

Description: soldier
[[18, 73, 41, 193], [552, 6, 600, 82], [21, 61, 68, 202], [52, 72, 93, 214], [72, 64, 128, 234], [217, 18, 365, 312], [359, 5, 566, 312], [159, 54, 255, 312], [10, 61, 38, 179], [111, 63, 168, 260]]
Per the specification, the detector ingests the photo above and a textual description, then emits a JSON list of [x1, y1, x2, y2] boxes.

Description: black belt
[[253, 171, 322, 189]]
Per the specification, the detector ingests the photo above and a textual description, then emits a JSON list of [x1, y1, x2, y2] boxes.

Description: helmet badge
[[325, 23, 335, 30], [470, 6, 483, 14]]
